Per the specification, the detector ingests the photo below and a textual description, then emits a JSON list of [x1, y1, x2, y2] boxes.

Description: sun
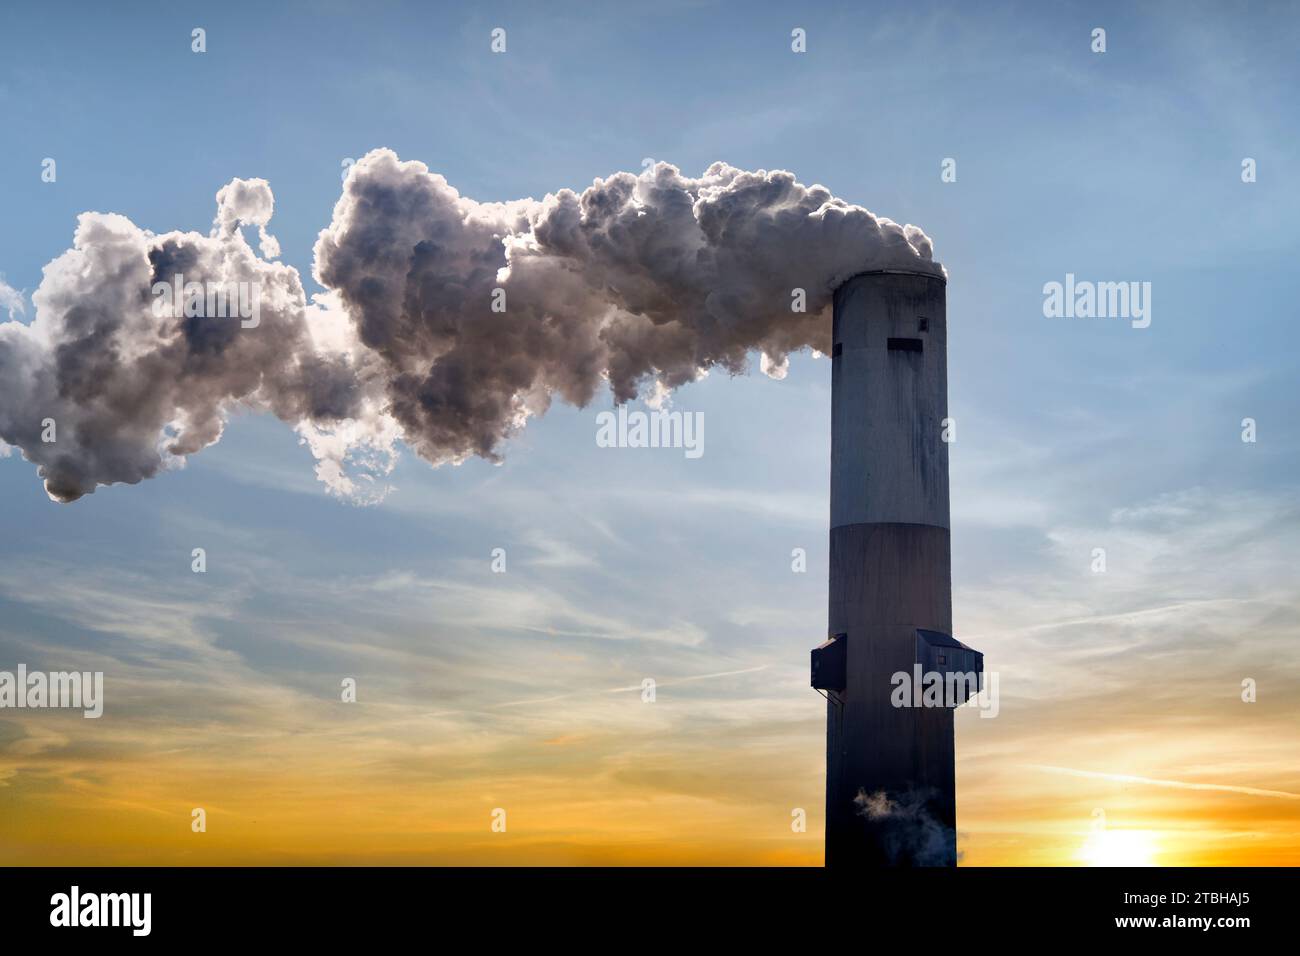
[[1079, 829, 1159, 867]]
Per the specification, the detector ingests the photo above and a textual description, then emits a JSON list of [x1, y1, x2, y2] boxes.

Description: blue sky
[[1, 0, 1298, 864]]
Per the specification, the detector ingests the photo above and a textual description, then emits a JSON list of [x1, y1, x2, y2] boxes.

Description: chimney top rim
[[840, 268, 947, 285]]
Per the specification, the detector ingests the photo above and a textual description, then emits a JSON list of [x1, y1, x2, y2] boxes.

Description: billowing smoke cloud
[[0, 179, 392, 502], [0, 149, 939, 502], [0, 277, 24, 321], [315, 150, 939, 465]]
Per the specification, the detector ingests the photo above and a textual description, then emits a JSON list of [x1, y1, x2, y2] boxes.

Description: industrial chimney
[[812, 268, 981, 867]]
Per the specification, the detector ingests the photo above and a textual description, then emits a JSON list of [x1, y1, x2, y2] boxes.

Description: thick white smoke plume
[[0, 180, 391, 503], [0, 149, 940, 503]]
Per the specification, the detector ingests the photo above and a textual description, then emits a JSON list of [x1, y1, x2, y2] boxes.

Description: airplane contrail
[[1031, 764, 1300, 800], [498, 664, 771, 708]]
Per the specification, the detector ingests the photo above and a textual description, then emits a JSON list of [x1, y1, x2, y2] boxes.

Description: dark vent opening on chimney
[[887, 337, 923, 353]]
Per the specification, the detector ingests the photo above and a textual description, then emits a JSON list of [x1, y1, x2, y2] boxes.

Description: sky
[[1, 0, 1298, 866]]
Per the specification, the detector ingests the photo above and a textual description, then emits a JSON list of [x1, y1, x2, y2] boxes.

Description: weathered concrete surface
[[825, 270, 956, 867]]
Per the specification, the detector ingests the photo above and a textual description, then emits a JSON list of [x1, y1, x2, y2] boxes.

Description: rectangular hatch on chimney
[[887, 337, 923, 353]]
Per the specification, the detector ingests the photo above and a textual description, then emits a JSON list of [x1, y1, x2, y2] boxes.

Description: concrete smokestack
[[815, 268, 973, 867]]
